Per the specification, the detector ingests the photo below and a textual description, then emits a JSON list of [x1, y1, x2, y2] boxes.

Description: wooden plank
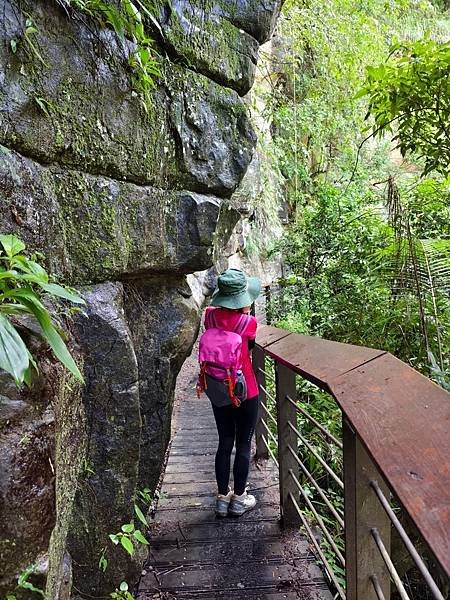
[[157, 494, 278, 513], [140, 562, 324, 592], [148, 539, 293, 565], [165, 456, 277, 471], [171, 435, 218, 443], [256, 324, 292, 349], [155, 506, 279, 526], [261, 330, 385, 391], [152, 520, 282, 544], [162, 471, 276, 486], [331, 353, 450, 576], [170, 445, 217, 464], [138, 587, 329, 600]]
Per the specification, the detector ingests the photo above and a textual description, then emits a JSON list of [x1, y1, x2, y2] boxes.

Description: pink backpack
[[196, 310, 250, 407]]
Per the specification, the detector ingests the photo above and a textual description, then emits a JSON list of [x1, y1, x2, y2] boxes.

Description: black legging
[[211, 396, 259, 496]]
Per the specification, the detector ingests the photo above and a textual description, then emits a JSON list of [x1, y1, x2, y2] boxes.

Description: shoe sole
[[228, 504, 256, 517]]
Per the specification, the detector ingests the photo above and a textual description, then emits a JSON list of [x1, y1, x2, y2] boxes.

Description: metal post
[[276, 362, 301, 528], [343, 418, 391, 599], [253, 345, 268, 459]]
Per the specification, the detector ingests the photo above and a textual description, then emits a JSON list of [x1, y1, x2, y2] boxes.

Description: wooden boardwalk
[[137, 394, 333, 600]]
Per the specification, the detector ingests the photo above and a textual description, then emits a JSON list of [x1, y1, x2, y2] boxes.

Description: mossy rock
[[157, 0, 259, 95], [0, 150, 223, 286], [0, 0, 256, 197]]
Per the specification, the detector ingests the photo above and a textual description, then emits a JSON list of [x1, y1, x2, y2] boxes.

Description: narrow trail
[[136, 349, 332, 600]]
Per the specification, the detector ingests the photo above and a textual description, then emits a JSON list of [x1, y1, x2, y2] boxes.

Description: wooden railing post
[[253, 345, 268, 459], [343, 418, 391, 599], [275, 362, 301, 528]]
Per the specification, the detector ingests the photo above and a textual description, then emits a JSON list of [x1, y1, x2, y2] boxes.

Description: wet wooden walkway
[[137, 394, 333, 600]]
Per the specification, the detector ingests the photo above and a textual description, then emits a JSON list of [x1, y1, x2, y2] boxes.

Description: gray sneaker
[[215, 490, 233, 517], [228, 491, 257, 517]]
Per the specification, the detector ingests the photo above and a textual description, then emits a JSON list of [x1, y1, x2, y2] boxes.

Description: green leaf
[[134, 503, 148, 527], [38, 282, 85, 304], [133, 529, 149, 545], [98, 554, 108, 573], [34, 96, 51, 118], [109, 534, 119, 545], [0, 303, 29, 315], [19, 296, 84, 382], [10, 256, 48, 281], [1, 286, 41, 303], [22, 366, 32, 388], [121, 523, 135, 533], [0, 234, 26, 258], [17, 565, 45, 596], [0, 270, 20, 280], [353, 87, 368, 100], [120, 536, 134, 556], [0, 314, 29, 384], [119, 581, 129, 592], [10, 38, 17, 53]]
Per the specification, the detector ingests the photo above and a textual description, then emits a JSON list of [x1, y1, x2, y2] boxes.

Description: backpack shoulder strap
[[205, 308, 218, 329], [233, 313, 250, 336]]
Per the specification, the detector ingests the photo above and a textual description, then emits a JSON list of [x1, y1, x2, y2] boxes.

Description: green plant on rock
[[66, 0, 160, 113], [5, 564, 45, 598], [0, 234, 85, 386], [10, 14, 49, 68], [109, 521, 149, 557], [136, 487, 153, 506], [98, 547, 108, 573], [110, 581, 135, 600]]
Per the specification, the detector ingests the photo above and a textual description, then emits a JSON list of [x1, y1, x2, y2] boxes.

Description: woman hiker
[[202, 268, 261, 518]]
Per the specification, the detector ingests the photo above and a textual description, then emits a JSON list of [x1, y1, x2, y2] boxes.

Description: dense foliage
[[257, 0, 450, 389], [254, 0, 450, 595], [361, 39, 450, 176]]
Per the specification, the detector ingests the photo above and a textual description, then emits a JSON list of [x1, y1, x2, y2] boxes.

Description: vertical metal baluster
[[276, 362, 301, 528], [344, 418, 391, 599]]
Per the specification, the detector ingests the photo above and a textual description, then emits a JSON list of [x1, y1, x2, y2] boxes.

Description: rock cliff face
[[0, 0, 281, 596]]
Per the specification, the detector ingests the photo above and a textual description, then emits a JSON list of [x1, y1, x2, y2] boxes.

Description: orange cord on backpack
[[225, 370, 241, 408], [196, 362, 208, 398]]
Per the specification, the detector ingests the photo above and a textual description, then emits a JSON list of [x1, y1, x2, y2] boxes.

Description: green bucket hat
[[211, 268, 261, 310]]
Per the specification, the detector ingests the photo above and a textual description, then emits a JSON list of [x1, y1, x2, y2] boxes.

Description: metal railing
[[253, 325, 450, 600]]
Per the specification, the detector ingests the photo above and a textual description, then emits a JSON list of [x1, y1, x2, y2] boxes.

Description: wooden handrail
[[255, 324, 450, 595]]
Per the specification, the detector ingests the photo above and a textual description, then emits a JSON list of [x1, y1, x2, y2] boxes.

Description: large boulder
[[123, 277, 199, 493], [0, 1, 255, 196], [65, 282, 142, 595], [0, 151, 225, 285], [0, 0, 282, 595]]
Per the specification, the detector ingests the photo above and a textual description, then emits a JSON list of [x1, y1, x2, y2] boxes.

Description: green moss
[[56, 175, 129, 284], [163, 0, 253, 93], [46, 367, 86, 599]]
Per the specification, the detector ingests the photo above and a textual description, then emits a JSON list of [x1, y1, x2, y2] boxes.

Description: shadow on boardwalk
[[137, 352, 332, 600]]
